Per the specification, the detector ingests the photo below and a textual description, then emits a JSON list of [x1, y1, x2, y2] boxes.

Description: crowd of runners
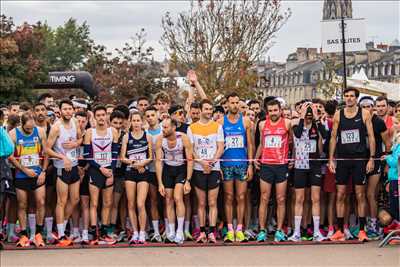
[[0, 70, 399, 248]]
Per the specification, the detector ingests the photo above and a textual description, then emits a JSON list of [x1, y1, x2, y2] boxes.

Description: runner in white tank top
[[46, 99, 82, 246]]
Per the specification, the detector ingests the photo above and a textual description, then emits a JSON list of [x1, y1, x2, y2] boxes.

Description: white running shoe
[[165, 232, 175, 243], [313, 231, 326, 242], [288, 233, 301, 242], [138, 232, 146, 244], [344, 228, 354, 240], [129, 233, 139, 244], [174, 231, 184, 244], [150, 233, 162, 243]]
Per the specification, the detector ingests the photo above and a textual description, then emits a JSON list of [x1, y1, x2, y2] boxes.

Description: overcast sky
[[3, 1, 399, 62]]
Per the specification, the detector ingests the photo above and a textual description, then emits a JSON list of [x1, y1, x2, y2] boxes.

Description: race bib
[[226, 135, 244, 149], [198, 147, 213, 160], [66, 149, 78, 161], [299, 140, 317, 153], [340, 129, 360, 144], [95, 151, 112, 166], [129, 152, 147, 161], [20, 154, 40, 167], [264, 135, 282, 148]]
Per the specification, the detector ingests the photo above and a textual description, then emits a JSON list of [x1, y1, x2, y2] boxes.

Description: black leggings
[[389, 180, 399, 221]]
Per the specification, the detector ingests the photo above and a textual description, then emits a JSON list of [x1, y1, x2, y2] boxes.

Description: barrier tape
[[12, 157, 385, 162]]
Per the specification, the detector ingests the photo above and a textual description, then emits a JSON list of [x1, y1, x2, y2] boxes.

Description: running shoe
[[184, 231, 194, 241], [235, 231, 246, 243], [150, 233, 163, 243], [174, 232, 184, 245], [196, 232, 207, 243], [118, 231, 127, 242], [207, 232, 217, 243], [301, 229, 313, 241], [89, 239, 99, 246], [57, 236, 73, 247], [72, 235, 82, 244], [274, 230, 287, 242], [244, 229, 256, 241], [221, 226, 228, 239], [367, 229, 380, 241], [350, 225, 359, 238], [358, 230, 369, 242], [108, 233, 119, 242], [7, 234, 19, 243], [99, 234, 117, 245], [129, 234, 138, 245], [224, 230, 235, 243], [344, 228, 354, 240], [81, 237, 89, 245], [16, 235, 30, 247], [313, 231, 326, 242], [165, 232, 175, 244], [138, 233, 146, 244], [33, 233, 45, 247], [329, 230, 345, 242], [288, 233, 301, 242], [192, 227, 201, 239], [256, 230, 267, 242]]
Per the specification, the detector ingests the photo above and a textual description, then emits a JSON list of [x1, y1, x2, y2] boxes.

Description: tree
[[316, 58, 343, 99], [86, 29, 164, 103], [0, 15, 48, 102], [161, 0, 291, 98]]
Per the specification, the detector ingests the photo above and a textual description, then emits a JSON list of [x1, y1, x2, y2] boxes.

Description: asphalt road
[[1, 241, 399, 267]]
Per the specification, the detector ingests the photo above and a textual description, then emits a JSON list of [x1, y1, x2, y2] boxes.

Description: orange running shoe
[[196, 232, 207, 243], [57, 236, 72, 247], [329, 230, 345, 242], [16, 235, 30, 247], [33, 233, 45, 247], [358, 230, 369, 242]]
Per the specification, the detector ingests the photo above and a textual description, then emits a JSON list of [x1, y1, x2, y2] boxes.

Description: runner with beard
[[255, 99, 292, 242], [218, 93, 253, 243], [155, 118, 193, 244], [46, 99, 82, 246]]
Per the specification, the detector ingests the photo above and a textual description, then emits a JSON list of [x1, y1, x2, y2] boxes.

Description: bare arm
[[155, 136, 164, 186], [45, 124, 64, 160], [38, 127, 49, 171], [381, 130, 392, 153], [244, 117, 254, 162], [255, 121, 265, 160], [119, 133, 131, 165], [182, 134, 194, 181], [364, 110, 376, 158], [329, 111, 340, 161]]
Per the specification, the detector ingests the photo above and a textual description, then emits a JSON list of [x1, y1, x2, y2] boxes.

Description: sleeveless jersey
[[146, 127, 162, 172], [162, 132, 185, 167], [221, 114, 248, 167], [337, 108, 367, 158], [92, 127, 113, 168], [294, 123, 320, 170], [14, 127, 42, 179], [261, 117, 289, 165], [53, 121, 78, 169], [126, 131, 149, 171]]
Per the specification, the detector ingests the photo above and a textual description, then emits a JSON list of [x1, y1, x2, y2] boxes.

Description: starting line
[[1, 240, 363, 251]]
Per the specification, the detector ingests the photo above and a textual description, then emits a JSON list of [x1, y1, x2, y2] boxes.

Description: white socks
[[177, 217, 184, 234], [82, 230, 89, 241], [28, 213, 36, 238], [57, 223, 65, 238], [313, 216, 320, 235], [45, 217, 53, 237], [168, 223, 175, 235], [152, 220, 160, 235], [294, 216, 302, 236]]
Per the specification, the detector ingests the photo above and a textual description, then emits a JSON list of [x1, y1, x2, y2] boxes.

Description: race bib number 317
[[340, 129, 360, 144]]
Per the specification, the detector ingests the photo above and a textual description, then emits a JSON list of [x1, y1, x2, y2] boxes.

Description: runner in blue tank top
[[218, 93, 254, 243]]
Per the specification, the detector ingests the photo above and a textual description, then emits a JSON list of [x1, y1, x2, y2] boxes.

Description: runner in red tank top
[[255, 99, 292, 242]]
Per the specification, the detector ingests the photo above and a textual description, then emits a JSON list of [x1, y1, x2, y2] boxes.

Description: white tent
[[335, 69, 399, 100]]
